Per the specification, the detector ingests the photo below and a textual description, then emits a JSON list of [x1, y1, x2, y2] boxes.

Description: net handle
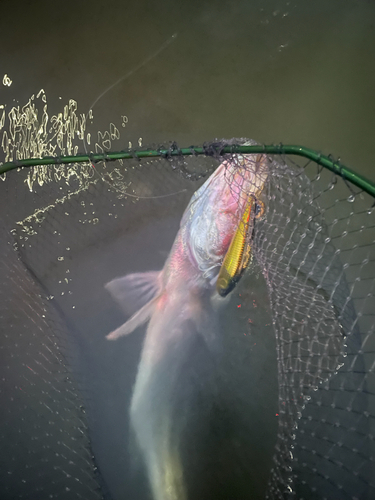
[[1, 144, 374, 198]]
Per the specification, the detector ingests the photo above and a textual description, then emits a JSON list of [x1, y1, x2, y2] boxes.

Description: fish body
[[106, 150, 268, 500]]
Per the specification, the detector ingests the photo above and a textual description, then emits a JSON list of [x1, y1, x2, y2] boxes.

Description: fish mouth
[[216, 154, 268, 297]]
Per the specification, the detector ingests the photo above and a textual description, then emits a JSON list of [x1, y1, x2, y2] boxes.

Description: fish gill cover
[[0, 89, 374, 500]]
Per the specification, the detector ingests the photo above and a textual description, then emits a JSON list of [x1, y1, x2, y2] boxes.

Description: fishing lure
[[216, 158, 266, 297]]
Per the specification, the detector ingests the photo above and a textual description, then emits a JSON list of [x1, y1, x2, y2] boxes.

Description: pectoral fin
[[105, 271, 162, 316], [106, 295, 160, 340], [105, 270, 163, 339]]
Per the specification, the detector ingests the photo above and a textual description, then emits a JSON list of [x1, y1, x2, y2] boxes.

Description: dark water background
[[1, 1, 375, 499], [1, 0, 375, 171]]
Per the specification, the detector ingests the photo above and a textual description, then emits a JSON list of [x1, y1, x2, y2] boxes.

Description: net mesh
[[253, 156, 374, 500], [0, 94, 374, 500]]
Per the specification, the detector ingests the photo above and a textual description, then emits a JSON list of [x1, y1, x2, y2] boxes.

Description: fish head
[[181, 152, 269, 286]]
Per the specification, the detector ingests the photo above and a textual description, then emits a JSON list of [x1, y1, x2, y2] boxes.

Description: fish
[[105, 148, 268, 500]]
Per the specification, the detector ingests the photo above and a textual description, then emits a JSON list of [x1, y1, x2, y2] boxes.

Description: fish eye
[[255, 200, 265, 218]]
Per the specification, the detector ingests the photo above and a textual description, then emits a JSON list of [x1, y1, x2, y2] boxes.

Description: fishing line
[[85, 33, 177, 120], [82, 33, 179, 199]]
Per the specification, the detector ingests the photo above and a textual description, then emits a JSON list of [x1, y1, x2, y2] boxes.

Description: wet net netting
[[0, 92, 374, 500]]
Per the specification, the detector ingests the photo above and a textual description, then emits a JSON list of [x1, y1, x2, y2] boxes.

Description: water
[[1, 0, 375, 172], [1, 0, 375, 499]]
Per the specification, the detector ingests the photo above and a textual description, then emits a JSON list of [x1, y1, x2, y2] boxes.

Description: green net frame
[[1, 143, 375, 198]]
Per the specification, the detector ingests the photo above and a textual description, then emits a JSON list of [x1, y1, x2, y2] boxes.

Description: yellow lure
[[216, 196, 257, 297]]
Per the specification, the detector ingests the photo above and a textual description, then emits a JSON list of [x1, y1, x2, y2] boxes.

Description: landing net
[[0, 92, 374, 500]]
